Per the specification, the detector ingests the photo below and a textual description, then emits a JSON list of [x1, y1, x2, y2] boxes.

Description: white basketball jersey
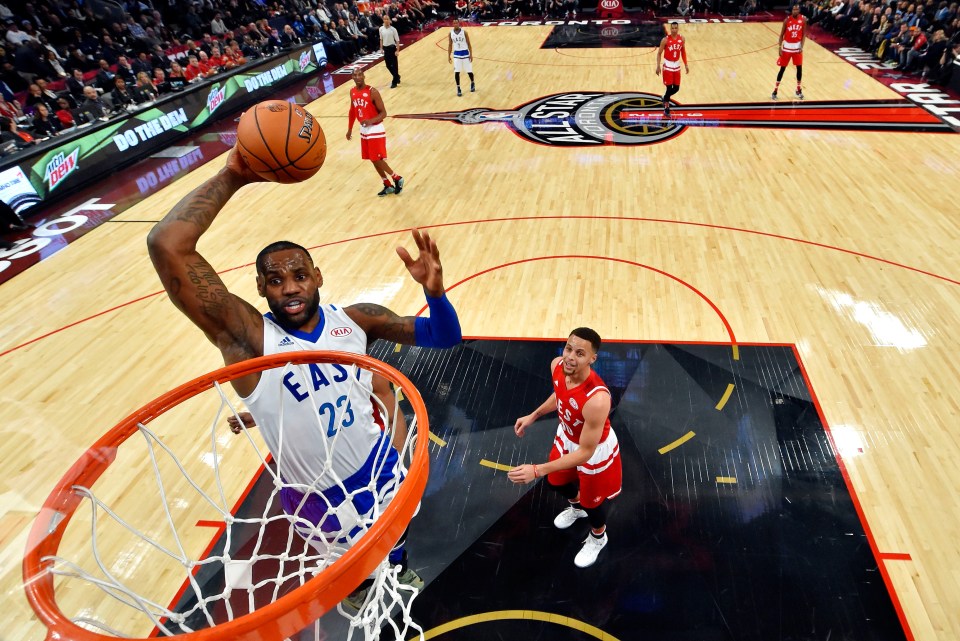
[[450, 29, 470, 58], [241, 305, 379, 490]]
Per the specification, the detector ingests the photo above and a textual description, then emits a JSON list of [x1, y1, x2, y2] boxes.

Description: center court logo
[[395, 91, 957, 146]]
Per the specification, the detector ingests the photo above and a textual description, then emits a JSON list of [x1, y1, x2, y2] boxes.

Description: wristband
[[414, 292, 462, 348], [533, 464, 539, 478]]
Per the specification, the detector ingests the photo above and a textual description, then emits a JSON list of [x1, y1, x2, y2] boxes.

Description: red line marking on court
[[4, 214, 959, 361], [416, 255, 738, 349], [879, 552, 913, 561], [790, 344, 916, 641], [196, 519, 226, 529]]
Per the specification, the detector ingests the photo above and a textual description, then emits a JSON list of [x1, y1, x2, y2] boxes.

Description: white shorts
[[453, 56, 472, 73]]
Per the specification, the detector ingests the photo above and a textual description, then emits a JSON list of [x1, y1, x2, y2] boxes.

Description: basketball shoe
[[457, 86, 462, 96], [771, 90, 778, 100], [393, 176, 404, 194], [378, 185, 396, 196], [470, 82, 475, 92], [554, 505, 587, 529], [795, 89, 804, 99], [574, 532, 608, 568]]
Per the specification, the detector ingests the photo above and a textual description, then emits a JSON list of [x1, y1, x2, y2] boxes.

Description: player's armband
[[414, 292, 462, 348]]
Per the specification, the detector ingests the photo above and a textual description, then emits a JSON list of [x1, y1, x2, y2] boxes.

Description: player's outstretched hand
[[228, 411, 257, 434], [507, 464, 537, 484], [514, 414, 535, 437], [225, 146, 266, 184], [396, 228, 445, 297]]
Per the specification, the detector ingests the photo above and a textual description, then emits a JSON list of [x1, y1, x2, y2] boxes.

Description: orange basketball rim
[[23, 351, 430, 641]]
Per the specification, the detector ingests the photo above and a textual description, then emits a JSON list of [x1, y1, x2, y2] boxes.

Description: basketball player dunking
[[772, 4, 807, 100], [346, 68, 405, 196], [447, 18, 475, 97], [147, 147, 462, 605], [508, 328, 623, 568], [655, 22, 689, 119]]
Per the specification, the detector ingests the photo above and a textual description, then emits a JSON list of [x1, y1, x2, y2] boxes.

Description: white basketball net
[[41, 359, 424, 641]]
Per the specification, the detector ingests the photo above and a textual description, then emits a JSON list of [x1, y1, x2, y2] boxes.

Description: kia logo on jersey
[[330, 327, 353, 337]]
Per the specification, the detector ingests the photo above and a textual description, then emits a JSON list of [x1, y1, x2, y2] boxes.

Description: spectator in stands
[[115, 55, 137, 84], [281, 24, 304, 47], [5, 21, 38, 48], [154, 67, 178, 94], [65, 68, 88, 101], [44, 49, 67, 78], [65, 47, 95, 73], [922, 28, 950, 76], [30, 103, 63, 137], [225, 40, 247, 66], [183, 54, 210, 82], [211, 12, 229, 36], [79, 84, 109, 121], [345, 15, 369, 53], [94, 58, 117, 92], [136, 71, 159, 101], [24, 82, 57, 113], [0, 60, 27, 93], [183, 6, 204, 38], [240, 34, 261, 58], [125, 14, 150, 43], [899, 26, 928, 69], [0, 115, 34, 148], [55, 96, 76, 127], [207, 45, 231, 71], [168, 60, 188, 82], [111, 76, 148, 109], [150, 45, 169, 72], [933, 41, 959, 83], [0, 94, 22, 120], [132, 52, 153, 76], [98, 35, 124, 65]]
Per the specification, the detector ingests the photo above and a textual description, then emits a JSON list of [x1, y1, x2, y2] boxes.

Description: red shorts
[[360, 135, 387, 161], [662, 68, 681, 86], [777, 51, 802, 67], [546, 427, 622, 509]]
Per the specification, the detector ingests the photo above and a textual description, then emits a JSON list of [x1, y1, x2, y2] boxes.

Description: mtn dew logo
[[43, 148, 80, 191], [299, 50, 311, 72], [207, 84, 226, 115]]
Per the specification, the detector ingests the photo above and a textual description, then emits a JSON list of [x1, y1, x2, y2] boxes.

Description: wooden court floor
[[2, 22, 959, 641]]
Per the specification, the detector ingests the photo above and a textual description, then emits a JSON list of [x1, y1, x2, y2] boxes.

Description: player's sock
[[383, 179, 392, 188]]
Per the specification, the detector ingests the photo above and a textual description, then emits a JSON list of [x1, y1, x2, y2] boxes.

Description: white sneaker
[[553, 505, 587, 529], [574, 533, 608, 568]]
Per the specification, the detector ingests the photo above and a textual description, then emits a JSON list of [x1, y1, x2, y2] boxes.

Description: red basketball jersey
[[350, 85, 379, 123], [663, 34, 685, 63], [552, 362, 611, 444], [782, 15, 806, 49]]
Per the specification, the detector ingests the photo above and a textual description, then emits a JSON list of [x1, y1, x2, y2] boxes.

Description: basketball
[[236, 100, 326, 183]]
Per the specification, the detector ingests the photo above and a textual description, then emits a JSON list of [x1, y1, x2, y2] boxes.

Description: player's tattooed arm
[[346, 303, 417, 344], [148, 148, 264, 358]]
